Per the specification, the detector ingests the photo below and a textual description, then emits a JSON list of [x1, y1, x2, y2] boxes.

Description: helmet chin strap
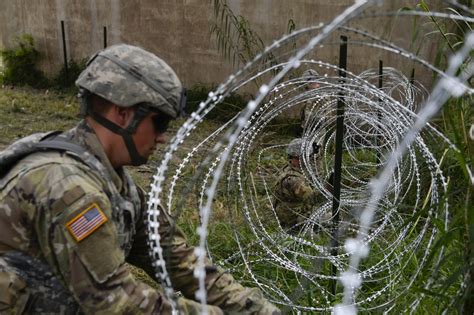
[[86, 103, 150, 166], [91, 110, 149, 166]]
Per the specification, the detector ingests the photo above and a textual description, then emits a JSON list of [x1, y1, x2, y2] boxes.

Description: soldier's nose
[[155, 133, 167, 144]]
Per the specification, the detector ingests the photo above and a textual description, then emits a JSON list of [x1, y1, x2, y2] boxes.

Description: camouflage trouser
[[0, 251, 80, 314], [274, 202, 309, 230]]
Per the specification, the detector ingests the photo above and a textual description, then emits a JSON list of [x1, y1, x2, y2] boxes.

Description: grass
[[0, 86, 249, 289], [0, 86, 472, 313], [0, 87, 78, 146]]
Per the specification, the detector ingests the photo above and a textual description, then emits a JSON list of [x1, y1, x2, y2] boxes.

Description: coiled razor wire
[[145, 0, 473, 313]]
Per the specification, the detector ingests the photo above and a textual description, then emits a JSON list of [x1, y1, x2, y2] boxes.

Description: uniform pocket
[[0, 270, 29, 313]]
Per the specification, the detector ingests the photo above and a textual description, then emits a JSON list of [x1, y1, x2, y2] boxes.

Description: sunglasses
[[152, 112, 173, 134]]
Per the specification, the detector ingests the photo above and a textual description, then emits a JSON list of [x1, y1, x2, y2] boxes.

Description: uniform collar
[[286, 163, 303, 173], [67, 120, 125, 192]]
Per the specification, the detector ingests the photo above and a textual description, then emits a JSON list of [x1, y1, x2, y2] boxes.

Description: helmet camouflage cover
[[287, 138, 303, 157], [302, 69, 319, 81], [76, 44, 183, 118]]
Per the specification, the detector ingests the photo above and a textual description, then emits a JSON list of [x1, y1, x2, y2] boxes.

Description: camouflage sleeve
[[157, 208, 280, 314], [125, 186, 157, 279], [27, 163, 169, 314], [281, 175, 314, 202]]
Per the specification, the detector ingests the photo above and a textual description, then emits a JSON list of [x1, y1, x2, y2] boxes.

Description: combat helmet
[[76, 44, 186, 165], [301, 69, 320, 91], [287, 138, 316, 158], [302, 69, 319, 81], [76, 44, 185, 118]]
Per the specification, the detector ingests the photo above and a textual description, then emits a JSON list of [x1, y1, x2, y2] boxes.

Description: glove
[[255, 300, 281, 315], [161, 297, 224, 315], [312, 142, 321, 155]]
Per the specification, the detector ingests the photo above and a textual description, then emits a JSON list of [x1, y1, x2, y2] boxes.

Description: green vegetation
[[432, 97, 473, 312], [0, 34, 86, 91], [402, 2, 473, 312], [186, 83, 302, 135], [0, 74, 471, 314], [0, 4, 472, 312], [186, 83, 251, 122], [0, 35, 49, 88], [0, 88, 78, 145], [52, 58, 87, 92], [210, 0, 268, 67]]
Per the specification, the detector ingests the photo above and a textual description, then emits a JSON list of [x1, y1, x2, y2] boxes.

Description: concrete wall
[[0, 0, 445, 90]]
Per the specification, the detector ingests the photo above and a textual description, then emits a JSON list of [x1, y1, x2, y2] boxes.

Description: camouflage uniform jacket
[[273, 164, 316, 229], [0, 120, 278, 314], [300, 99, 332, 153], [300, 100, 324, 131]]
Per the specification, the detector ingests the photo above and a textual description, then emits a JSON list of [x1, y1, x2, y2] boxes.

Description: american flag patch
[[66, 203, 108, 242]]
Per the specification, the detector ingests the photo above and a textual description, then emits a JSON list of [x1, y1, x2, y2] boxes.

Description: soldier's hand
[[162, 297, 224, 315], [312, 142, 320, 155]]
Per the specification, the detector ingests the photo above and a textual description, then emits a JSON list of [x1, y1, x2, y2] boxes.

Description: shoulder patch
[[66, 203, 108, 242]]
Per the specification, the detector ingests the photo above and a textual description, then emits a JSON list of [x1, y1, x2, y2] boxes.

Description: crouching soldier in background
[[299, 69, 330, 165], [300, 69, 322, 134], [0, 44, 279, 314], [273, 138, 323, 230]]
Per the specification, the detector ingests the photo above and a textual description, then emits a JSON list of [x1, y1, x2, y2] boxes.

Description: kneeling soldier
[[0, 44, 279, 314]]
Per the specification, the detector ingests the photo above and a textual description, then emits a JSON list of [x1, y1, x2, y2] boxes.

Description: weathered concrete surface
[[0, 0, 446, 90]]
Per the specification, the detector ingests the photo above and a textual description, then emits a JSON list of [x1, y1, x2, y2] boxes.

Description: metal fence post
[[103, 26, 108, 48], [376, 60, 383, 165], [60, 20, 68, 81], [330, 35, 348, 296]]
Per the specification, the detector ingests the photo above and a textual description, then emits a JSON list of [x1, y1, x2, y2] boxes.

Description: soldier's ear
[[114, 106, 134, 128]]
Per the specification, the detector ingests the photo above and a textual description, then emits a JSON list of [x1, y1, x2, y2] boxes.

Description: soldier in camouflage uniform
[[300, 69, 322, 132], [299, 69, 330, 153], [273, 138, 319, 230], [299, 69, 331, 177], [0, 44, 279, 314]]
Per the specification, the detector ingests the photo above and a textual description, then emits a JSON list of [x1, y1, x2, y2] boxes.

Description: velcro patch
[[66, 203, 108, 242]]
